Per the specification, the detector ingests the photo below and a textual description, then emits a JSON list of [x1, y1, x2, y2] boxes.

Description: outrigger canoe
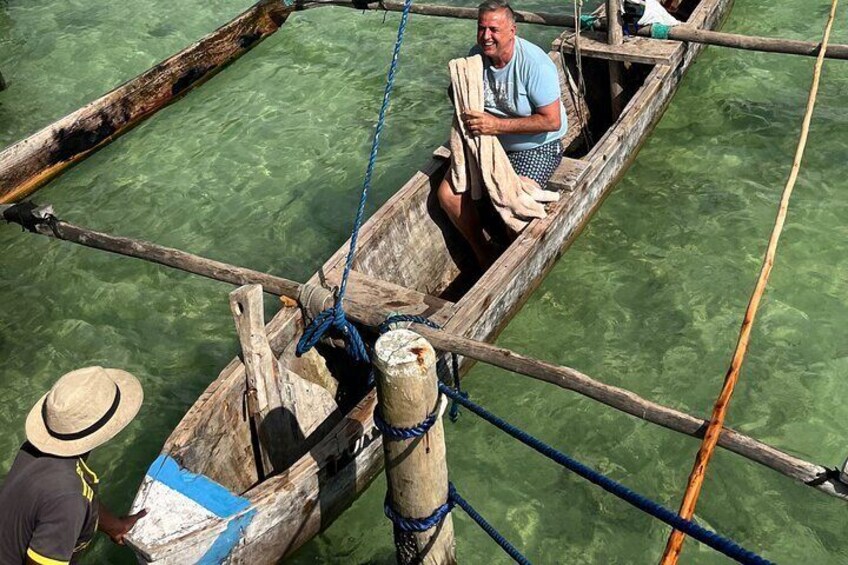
[[125, 0, 733, 561]]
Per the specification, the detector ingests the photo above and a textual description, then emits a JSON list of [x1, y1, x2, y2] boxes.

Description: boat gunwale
[[128, 0, 736, 559]]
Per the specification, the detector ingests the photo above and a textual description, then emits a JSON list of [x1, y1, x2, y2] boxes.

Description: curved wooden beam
[[0, 0, 299, 203]]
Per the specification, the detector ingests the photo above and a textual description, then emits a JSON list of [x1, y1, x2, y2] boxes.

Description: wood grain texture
[[0, 0, 294, 203]]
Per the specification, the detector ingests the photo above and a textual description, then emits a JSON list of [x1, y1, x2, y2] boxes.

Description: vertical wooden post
[[607, 0, 626, 119], [229, 284, 338, 475], [374, 329, 456, 565]]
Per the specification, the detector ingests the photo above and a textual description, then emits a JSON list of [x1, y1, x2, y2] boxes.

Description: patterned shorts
[[506, 139, 563, 188]]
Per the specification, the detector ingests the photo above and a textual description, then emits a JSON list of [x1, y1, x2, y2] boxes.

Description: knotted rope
[[296, 0, 415, 362], [376, 386, 531, 564], [661, 1, 841, 562]]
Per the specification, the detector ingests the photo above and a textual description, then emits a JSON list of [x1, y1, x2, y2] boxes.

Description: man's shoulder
[[516, 37, 554, 67]]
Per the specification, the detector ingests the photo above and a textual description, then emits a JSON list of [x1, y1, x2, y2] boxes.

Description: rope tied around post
[[380, 314, 468, 421], [296, 0, 415, 364]]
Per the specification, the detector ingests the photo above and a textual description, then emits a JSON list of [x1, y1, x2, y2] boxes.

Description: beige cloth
[[448, 55, 559, 233]]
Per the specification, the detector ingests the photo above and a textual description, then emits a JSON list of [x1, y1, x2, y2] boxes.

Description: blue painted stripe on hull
[[146, 455, 251, 518], [197, 510, 257, 565]]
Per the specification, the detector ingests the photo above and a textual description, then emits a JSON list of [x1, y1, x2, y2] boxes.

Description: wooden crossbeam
[[2, 203, 847, 504]]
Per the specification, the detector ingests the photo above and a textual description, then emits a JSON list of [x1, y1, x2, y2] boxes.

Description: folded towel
[[448, 55, 559, 233]]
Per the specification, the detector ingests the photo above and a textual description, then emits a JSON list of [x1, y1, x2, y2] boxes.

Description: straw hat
[[25, 366, 143, 457]]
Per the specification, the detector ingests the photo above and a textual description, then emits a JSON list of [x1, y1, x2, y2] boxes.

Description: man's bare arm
[[462, 100, 561, 136], [98, 502, 147, 545]]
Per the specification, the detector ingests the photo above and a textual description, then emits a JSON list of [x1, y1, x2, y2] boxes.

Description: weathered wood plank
[[0, 0, 295, 203], [547, 157, 589, 193], [553, 31, 680, 66]]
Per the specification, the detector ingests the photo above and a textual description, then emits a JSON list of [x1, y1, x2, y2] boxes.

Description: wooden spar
[[0, 0, 301, 204], [329, 0, 848, 61], [229, 284, 339, 475], [606, 0, 626, 119], [660, 2, 842, 563], [322, 0, 580, 28], [2, 3, 846, 203], [3, 206, 847, 502], [230, 285, 278, 478], [374, 330, 455, 564]]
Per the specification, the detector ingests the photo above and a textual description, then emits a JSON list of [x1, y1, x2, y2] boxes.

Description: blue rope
[[449, 484, 532, 565], [438, 383, 773, 565], [383, 482, 532, 564], [374, 404, 438, 440], [296, 0, 415, 362], [379, 314, 468, 420], [384, 490, 454, 533]]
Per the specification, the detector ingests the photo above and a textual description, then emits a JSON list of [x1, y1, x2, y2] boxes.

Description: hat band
[[43, 384, 122, 441]]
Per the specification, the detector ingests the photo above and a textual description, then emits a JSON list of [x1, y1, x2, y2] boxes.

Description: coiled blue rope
[[296, 0, 415, 362], [438, 383, 773, 565], [379, 314, 467, 420]]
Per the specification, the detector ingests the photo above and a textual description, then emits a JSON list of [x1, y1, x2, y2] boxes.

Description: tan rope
[[659, 1, 840, 563]]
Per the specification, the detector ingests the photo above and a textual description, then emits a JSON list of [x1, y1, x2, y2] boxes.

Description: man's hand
[[98, 503, 148, 545], [462, 110, 501, 136]]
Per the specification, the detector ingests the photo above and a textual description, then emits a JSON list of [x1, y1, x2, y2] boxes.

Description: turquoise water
[[2, 0, 848, 563]]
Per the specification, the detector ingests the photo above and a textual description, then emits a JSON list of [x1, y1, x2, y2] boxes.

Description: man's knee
[[437, 175, 461, 212]]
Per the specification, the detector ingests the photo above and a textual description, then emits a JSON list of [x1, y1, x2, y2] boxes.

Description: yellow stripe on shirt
[[26, 547, 70, 565]]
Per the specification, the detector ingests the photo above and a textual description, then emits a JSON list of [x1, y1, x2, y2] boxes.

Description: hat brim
[[25, 368, 143, 457]]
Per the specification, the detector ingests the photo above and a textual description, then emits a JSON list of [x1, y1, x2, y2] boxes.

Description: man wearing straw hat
[[0, 367, 147, 564]]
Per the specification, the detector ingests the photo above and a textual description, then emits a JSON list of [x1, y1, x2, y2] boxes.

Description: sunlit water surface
[[1, 0, 847, 562]]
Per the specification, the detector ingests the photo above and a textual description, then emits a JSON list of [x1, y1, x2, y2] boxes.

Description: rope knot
[[296, 302, 369, 363]]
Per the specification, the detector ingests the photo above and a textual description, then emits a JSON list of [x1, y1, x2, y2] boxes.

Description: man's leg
[[436, 172, 497, 268]]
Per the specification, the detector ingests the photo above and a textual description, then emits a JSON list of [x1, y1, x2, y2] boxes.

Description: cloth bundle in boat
[[448, 55, 559, 233]]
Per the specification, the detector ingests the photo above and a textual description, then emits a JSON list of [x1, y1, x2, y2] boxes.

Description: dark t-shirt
[[0, 443, 99, 565]]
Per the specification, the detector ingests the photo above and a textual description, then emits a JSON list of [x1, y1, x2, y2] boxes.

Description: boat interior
[[150, 0, 709, 533]]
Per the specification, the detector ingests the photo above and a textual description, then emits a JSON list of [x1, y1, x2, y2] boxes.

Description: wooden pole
[[328, 1, 848, 62], [4, 208, 848, 501], [229, 284, 279, 478], [606, 0, 626, 119], [374, 329, 455, 564], [229, 284, 338, 473], [660, 1, 841, 563]]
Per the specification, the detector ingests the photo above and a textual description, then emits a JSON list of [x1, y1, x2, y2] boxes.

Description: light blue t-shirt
[[470, 37, 568, 152]]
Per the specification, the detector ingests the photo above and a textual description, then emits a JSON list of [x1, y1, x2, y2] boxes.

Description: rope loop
[[651, 23, 672, 39], [373, 394, 446, 440], [384, 486, 455, 533], [295, 304, 370, 363]]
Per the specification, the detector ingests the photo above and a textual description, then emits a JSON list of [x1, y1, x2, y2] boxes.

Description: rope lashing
[[438, 383, 773, 565], [296, 0, 415, 362], [383, 484, 532, 564], [384, 489, 454, 532], [651, 23, 672, 39], [379, 314, 468, 421], [373, 394, 446, 440]]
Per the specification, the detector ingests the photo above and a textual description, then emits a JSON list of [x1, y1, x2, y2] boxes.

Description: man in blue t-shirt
[[437, 0, 567, 267]]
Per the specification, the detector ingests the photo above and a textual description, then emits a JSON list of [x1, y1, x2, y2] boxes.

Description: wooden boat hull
[[126, 0, 734, 561]]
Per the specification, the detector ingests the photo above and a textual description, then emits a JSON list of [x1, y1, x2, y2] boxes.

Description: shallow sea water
[[1, 0, 848, 563]]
